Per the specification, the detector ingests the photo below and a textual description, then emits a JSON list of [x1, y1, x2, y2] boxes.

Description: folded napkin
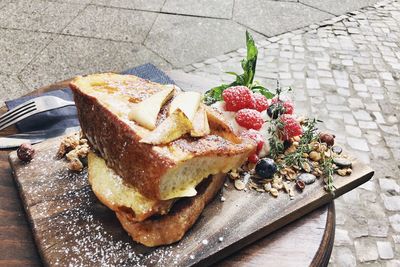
[[5, 64, 175, 133]]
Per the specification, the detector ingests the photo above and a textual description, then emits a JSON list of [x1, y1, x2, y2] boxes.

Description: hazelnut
[[17, 143, 35, 162], [319, 132, 335, 147]]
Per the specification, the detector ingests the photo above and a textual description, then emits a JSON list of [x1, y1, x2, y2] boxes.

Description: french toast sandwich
[[70, 73, 255, 246]]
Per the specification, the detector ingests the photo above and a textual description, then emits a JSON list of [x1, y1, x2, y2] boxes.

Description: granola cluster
[[57, 132, 89, 171]]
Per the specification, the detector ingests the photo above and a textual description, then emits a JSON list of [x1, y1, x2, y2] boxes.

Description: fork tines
[[0, 101, 36, 129]]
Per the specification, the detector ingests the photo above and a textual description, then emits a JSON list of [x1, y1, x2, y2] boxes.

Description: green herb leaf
[[203, 84, 231, 105], [203, 31, 273, 105], [251, 85, 275, 99]]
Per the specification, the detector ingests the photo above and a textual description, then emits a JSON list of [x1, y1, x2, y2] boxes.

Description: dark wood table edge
[[311, 202, 335, 267]]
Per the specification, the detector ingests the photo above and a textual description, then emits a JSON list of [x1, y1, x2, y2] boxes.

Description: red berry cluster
[[222, 86, 269, 130]]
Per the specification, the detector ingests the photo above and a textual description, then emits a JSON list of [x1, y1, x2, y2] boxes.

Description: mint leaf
[[251, 85, 274, 99], [203, 31, 275, 105]]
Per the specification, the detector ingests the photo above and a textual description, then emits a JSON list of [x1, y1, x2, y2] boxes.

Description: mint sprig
[[203, 31, 274, 105]]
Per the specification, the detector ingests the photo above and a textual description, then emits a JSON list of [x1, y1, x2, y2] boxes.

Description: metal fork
[[0, 96, 75, 131]]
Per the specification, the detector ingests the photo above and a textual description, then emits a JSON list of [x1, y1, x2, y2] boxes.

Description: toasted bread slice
[[88, 151, 174, 222], [70, 73, 255, 200], [116, 173, 226, 247]]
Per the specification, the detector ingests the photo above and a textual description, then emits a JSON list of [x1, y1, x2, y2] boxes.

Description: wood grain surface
[[7, 135, 372, 266]]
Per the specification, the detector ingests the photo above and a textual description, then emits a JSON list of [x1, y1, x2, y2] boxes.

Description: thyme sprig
[[321, 152, 336, 195], [268, 119, 285, 159], [283, 118, 319, 168]]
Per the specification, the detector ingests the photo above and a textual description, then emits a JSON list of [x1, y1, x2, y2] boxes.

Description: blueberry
[[255, 158, 277, 179]]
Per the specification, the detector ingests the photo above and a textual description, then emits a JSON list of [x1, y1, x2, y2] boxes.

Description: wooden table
[[0, 72, 335, 267]]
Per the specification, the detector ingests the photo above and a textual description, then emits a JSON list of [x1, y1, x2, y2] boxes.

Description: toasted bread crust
[[70, 74, 255, 200], [115, 173, 226, 247]]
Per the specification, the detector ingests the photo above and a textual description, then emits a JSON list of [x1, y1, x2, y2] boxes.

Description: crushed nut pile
[[228, 140, 352, 199], [57, 132, 89, 171]]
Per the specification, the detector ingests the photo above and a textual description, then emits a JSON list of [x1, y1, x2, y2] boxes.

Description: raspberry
[[268, 98, 294, 117], [235, 109, 264, 130], [252, 93, 269, 112], [222, 86, 253, 112], [279, 115, 303, 140], [248, 153, 259, 163], [241, 130, 265, 153], [283, 101, 294, 114]]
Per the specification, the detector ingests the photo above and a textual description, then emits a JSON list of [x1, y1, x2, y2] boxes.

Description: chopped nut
[[229, 171, 239, 180], [234, 180, 246, 190], [309, 151, 321, 162], [288, 188, 295, 197], [68, 158, 83, 171], [293, 136, 301, 142], [282, 182, 290, 193], [272, 182, 283, 190], [337, 169, 348, 176], [301, 162, 311, 173], [264, 183, 272, 192], [270, 188, 278, 197], [57, 132, 81, 158], [302, 153, 309, 158], [285, 145, 297, 154], [292, 141, 299, 147], [17, 143, 35, 162]]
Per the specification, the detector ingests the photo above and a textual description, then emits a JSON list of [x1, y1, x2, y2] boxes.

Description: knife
[[0, 126, 81, 149]]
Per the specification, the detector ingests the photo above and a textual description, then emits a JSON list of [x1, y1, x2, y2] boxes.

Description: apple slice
[[190, 104, 210, 137], [140, 109, 192, 145], [169, 92, 201, 121], [128, 86, 175, 130], [205, 105, 242, 144]]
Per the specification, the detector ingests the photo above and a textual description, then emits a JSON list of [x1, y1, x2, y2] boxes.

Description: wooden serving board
[[8, 136, 373, 266]]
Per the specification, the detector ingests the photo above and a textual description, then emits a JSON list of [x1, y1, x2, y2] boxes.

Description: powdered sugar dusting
[[10, 140, 194, 266]]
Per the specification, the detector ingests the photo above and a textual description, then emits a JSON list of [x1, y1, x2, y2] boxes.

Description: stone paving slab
[[301, 0, 380, 15], [92, 0, 165, 11], [0, 0, 85, 33], [0, 74, 29, 103], [186, 1, 400, 264], [233, 0, 333, 36], [18, 35, 170, 90], [144, 14, 259, 67], [63, 5, 157, 43], [162, 0, 234, 19], [0, 29, 54, 75]]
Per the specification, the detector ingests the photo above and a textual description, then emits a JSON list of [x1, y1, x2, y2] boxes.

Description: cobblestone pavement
[[0, 0, 380, 103], [185, 0, 400, 265]]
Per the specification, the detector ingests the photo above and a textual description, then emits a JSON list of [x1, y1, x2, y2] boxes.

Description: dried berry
[[296, 180, 305, 191], [319, 132, 335, 147], [17, 143, 35, 162]]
